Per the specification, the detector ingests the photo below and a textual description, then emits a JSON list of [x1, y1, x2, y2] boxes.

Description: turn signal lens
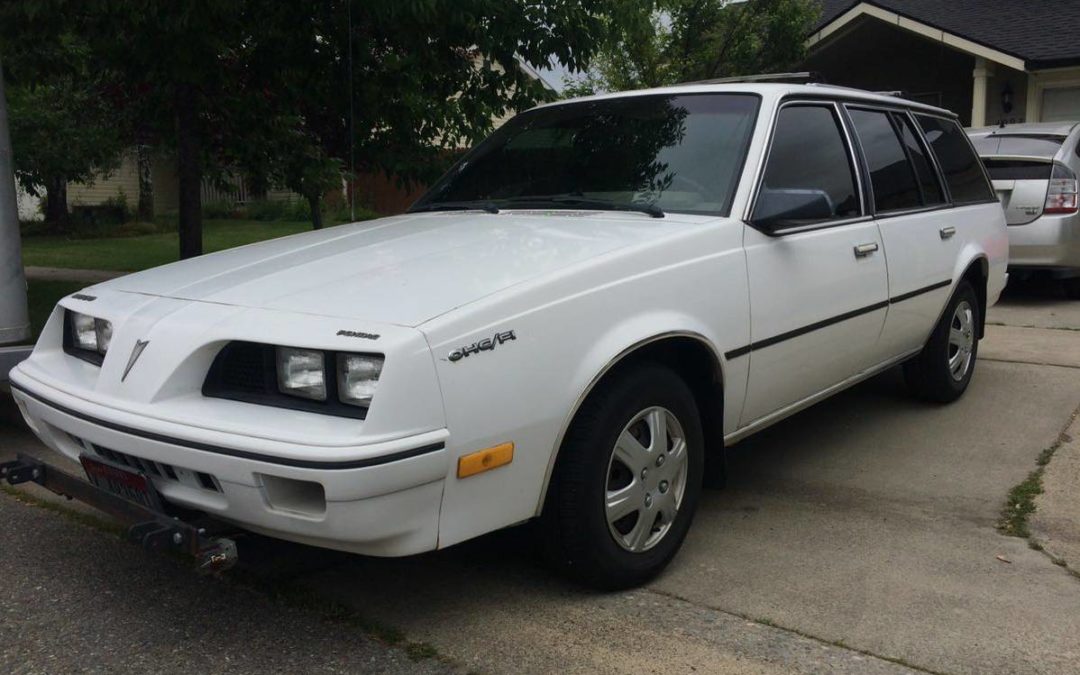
[[457, 442, 514, 478]]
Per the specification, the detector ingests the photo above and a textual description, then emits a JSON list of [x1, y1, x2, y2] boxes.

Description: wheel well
[[961, 258, 988, 339], [584, 336, 725, 458]]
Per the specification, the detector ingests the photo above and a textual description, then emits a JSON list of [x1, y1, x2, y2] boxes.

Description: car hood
[[98, 211, 701, 327]]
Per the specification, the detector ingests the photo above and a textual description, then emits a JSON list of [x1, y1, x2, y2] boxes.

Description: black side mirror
[[751, 188, 835, 233]]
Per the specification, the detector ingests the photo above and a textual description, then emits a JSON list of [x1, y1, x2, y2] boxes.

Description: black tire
[[1063, 277, 1080, 300], [903, 280, 980, 403], [539, 363, 704, 590]]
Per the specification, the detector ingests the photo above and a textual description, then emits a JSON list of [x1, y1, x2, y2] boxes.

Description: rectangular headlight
[[65, 310, 112, 364], [337, 354, 384, 408], [275, 347, 327, 401]]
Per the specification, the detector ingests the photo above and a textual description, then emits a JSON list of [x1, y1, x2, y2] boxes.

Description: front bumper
[[10, 377, 450, 557], [1008, 213, 1080, 271]]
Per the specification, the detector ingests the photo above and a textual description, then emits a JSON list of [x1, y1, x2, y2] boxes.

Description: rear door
[[869, 112, 997, 356], [739, 101, 889, 425]]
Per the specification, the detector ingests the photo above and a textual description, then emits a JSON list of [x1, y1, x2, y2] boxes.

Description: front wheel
[[539, 363, 704, 590], [904, 280, 980, 403]]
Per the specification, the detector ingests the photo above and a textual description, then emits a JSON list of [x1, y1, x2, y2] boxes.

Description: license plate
[[80, 455, 162, 511]]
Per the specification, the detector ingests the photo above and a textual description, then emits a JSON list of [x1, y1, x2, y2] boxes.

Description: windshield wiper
[[411, 200, 500, 214], [504, 194, 664, 218]]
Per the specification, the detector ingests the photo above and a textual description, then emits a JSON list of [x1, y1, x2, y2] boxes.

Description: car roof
[[967, 121, 1079, 137], [533, 83, 956, 118]]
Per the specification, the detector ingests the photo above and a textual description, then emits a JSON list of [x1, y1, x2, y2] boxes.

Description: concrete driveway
[[3, 279, 1079, 674]]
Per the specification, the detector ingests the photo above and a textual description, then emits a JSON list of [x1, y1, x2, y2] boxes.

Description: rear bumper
[[9, 376, 450, 557], [1008, 214, 1080, 271]]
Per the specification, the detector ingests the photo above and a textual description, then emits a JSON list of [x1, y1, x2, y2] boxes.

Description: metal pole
[[0, 52, 31, 347]]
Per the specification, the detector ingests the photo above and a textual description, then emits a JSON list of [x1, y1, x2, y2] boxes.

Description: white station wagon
[[7, 83, 1007, 588]]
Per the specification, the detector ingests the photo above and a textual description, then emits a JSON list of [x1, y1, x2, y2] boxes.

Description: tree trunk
[[307, 193, 323, 230], [44, 176, 68, 224], [136, 144, 154, 221], [175, 83, 202, 259]]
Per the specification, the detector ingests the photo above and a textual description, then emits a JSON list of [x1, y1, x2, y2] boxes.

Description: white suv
[[9, 83, 1007, 588]]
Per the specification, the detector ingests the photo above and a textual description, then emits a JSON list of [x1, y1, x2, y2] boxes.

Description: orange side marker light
[[457, 442, 514, 478]]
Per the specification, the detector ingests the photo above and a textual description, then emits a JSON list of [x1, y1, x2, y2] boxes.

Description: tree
[[564, 0, 820, 96], [4, 1, 619, 254], [234, 1, 616, 230], [0, 9, 127, 225], [6, 79, 125, 223]]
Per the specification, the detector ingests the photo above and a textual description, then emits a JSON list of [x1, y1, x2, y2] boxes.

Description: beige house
[[805, 1, 1080, 127], [66, 150, 178, 215]]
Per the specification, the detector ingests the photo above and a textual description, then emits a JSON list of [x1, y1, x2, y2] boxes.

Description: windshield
[[412, 93, 760, 217]]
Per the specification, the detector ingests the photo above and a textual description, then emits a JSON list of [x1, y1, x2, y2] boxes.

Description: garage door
[[1042, 86, 1080, 122]]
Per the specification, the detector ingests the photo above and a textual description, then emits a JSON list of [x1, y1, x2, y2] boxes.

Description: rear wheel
[[904, 280, 980, 403], [539, 363, 704, 590]]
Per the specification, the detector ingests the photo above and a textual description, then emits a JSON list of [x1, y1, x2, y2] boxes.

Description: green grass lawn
[[21, 219, 318, 272], [27, 280, 88, 339]]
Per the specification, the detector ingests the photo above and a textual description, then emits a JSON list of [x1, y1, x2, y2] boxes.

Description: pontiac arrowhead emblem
[[122, 340, 149, 382]]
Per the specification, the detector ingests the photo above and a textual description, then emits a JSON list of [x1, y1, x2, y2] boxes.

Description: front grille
[[91, 444, 221, 493], [209, 341, 275, 395]]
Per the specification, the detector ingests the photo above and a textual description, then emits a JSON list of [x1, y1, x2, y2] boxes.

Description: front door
[[739, 102, 889, 426]]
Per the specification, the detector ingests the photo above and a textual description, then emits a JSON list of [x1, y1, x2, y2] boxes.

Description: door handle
[[940, 226, 956, 239], [853, 242, 879, 258]]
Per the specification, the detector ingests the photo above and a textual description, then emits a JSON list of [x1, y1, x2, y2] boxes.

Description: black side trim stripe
[[10, 382, 444, 470], [889, 279, 952, 304], [723, 279, 952, 360]]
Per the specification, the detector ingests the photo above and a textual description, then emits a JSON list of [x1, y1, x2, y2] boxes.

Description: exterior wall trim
[[807, 2, 1027, 73]]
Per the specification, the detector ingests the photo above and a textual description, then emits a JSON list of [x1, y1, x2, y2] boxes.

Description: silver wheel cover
[[604, 406, 689, 552], [947, 300, 975, 381]]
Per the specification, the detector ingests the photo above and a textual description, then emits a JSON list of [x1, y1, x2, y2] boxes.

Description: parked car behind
[[967, 122, 1080, 298], [9, 83, 1007, 589]]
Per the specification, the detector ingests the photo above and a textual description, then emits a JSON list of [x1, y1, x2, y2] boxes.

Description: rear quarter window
[[916, 115, 995, 204]]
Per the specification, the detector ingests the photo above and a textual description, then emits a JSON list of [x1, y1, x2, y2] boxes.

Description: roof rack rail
[[874, 90, 904, 97], [681, 71, 826, 85]]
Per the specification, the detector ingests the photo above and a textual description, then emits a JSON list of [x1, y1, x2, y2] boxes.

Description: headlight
[[337, 354, 384, 407], [276, 347, 327, 401], [64, 310, 112, 365], [204, 341, 382, 419]]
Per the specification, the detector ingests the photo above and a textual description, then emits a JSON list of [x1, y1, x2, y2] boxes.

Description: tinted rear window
[[982, 159, 1053, 181], [895, 114, 945, 205], [847, 108, 921, 212], [971, 134, 1065, 159], [916, 115, 995, 204]]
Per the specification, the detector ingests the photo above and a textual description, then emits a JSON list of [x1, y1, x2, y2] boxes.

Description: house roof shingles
[[814, 0, 1080, 69]]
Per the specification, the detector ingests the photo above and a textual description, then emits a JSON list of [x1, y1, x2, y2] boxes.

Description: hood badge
[[337, 329, 380, 340], [121, 340, 150, 382], [448, 330, 516, 363]]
